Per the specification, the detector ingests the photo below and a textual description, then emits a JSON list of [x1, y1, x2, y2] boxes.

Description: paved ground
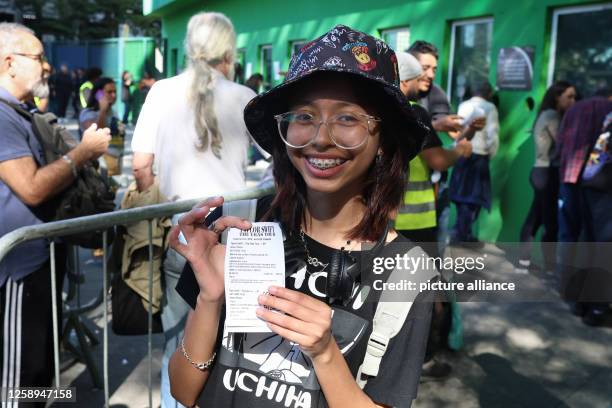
[[414, 244, 612, 408], [52, 119, 612, 407]]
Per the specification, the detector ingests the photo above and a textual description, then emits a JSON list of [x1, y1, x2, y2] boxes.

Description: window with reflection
[[381, 27, 410, 53], [448, 19, 493, 109], [551, 5, 612, 97], [260, 45, 273, 91]]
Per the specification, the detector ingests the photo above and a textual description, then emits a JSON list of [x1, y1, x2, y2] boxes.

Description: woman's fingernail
[[268, 286, 278, 294], [255, 307, 263, 316]]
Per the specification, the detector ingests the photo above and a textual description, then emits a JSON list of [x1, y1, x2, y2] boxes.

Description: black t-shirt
[[176, 198, 434, 408], [418, 84, 451, 122], [412, 103, 442, 151]]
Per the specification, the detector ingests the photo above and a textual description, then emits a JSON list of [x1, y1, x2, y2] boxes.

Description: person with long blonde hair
[[131, 12, 256, 407]]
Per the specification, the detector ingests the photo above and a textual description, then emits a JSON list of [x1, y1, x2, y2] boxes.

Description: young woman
[[517, 81, 576, 273], [168, 25, 436, 408], [79, 77, 124, 175], [121, 70, 133, 124]]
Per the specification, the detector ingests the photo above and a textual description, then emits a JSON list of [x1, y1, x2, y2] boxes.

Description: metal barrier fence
[[0, 186, 274, 407]]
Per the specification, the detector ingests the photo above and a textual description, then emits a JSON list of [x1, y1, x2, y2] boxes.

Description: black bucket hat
[[243, 24, 430, 157]]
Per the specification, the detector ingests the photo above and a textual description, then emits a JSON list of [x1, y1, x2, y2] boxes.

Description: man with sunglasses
[[0, 23, 111, 399]]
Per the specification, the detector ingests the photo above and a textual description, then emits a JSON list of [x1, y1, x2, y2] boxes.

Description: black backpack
[[0, 99, 116, 248]]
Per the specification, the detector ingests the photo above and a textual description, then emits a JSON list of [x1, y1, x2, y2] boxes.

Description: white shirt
[[458, 96, 499, 157], [132, 70, 256, 202]]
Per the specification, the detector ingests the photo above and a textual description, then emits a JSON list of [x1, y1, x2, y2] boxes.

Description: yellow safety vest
[[79, 81, 93, 108], [394, 101, 437, 231]]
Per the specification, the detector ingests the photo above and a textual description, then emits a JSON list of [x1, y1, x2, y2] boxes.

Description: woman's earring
[[376, 148, 384, 165], [375, 148, 383, 163], [375, 152, 383, 182]]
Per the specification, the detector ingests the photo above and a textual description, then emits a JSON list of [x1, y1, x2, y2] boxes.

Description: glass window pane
[[260, 45, 273, 91], [291, 41, 307, 57], [381, 28, 410, 52], [236, 48, 246, 84], [170, 48, 177, 77], [553, 7, 612, 97], [449, 20, 493, 109]]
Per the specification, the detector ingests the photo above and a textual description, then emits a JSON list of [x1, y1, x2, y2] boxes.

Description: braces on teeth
[[308, 158, 345, 169]]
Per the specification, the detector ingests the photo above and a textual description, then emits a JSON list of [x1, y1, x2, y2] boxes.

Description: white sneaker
[[514, 266, 529, 275]]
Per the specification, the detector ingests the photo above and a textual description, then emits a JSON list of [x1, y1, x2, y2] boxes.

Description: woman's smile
[[303, 152, 349, 178], [306, 156, 347, 170]]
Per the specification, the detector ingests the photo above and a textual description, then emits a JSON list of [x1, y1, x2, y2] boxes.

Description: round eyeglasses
[[274, 111, 381, 150], [12, 52, 46, 64]]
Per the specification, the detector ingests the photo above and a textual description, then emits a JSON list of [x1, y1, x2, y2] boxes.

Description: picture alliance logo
[[372, 253, 487, 275]]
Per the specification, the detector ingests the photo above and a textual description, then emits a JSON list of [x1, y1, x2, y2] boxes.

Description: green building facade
[[144, 0, 612, 242]]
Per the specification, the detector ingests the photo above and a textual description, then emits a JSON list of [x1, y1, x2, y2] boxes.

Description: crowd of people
[[0, 10, 611, 408], [29, 60, 156, 129]]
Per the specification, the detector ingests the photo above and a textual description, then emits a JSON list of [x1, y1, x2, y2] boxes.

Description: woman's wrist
[[196, 291, 224, 306], [311, 337, 338, 366]]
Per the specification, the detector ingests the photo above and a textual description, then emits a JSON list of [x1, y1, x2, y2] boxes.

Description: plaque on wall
[[497, 46, 535, 90]]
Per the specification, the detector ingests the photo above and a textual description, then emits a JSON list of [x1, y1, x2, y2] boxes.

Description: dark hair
[[247, 73, 264, 81], [86, 77, 115, 109], [245, 73, 264, 93], [234, 62, 244, 83], [85, 67, 102, 82], [261, 72, 417, 242], [594, 86, 612, 98], [407, 40, 439, 60], [472, 78, 494, 99], [462, 78, 494, 101], [537, 80, 574, 117]]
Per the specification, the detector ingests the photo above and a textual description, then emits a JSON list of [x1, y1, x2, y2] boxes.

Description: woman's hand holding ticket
[[168, 196, 252, 303]]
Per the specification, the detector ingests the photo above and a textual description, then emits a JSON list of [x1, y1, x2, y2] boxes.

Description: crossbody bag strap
[[356, 245, 439, 389], [0, 97, 34, 120], [0, 98, 45, 165]]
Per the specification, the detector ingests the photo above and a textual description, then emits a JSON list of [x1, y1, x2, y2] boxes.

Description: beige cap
[[397, 51, 423, 81]]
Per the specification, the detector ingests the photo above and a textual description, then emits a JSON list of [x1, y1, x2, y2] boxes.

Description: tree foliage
[[553, 9, 612, 97], [15, 0, 160, 40]]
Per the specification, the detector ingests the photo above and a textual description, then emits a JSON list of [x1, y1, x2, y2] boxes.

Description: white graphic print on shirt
[[217, 257, 371, 408]]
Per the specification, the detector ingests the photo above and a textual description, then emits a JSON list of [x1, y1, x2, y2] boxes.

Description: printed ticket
[[224, 222, 285, 332]]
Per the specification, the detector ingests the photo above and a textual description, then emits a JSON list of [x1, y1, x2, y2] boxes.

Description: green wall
[[148, 0, 609, 242]]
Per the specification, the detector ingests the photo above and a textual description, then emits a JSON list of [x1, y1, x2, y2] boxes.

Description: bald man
[[0, 22, 110, 394]]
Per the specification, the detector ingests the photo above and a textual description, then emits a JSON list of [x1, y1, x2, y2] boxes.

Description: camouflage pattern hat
[[244, 24, 429, 156]]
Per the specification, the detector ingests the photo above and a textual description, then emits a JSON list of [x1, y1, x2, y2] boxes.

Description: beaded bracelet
[[181, 338, 216, 371]]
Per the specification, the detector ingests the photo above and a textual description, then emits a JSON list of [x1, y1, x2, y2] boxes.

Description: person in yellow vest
[[394, 52, 474, 258], [79, 66, 102, 109], [394, 52, 483, 380]]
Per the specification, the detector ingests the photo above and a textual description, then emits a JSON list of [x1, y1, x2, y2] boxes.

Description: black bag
[[111, 269, 163, 335], [0, 99, 116, 248], [110, 226, 163, 335]]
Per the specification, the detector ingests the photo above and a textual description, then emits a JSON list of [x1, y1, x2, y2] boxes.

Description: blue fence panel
[[45, 37, 157, 122], [49, 44, 88, 70]]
